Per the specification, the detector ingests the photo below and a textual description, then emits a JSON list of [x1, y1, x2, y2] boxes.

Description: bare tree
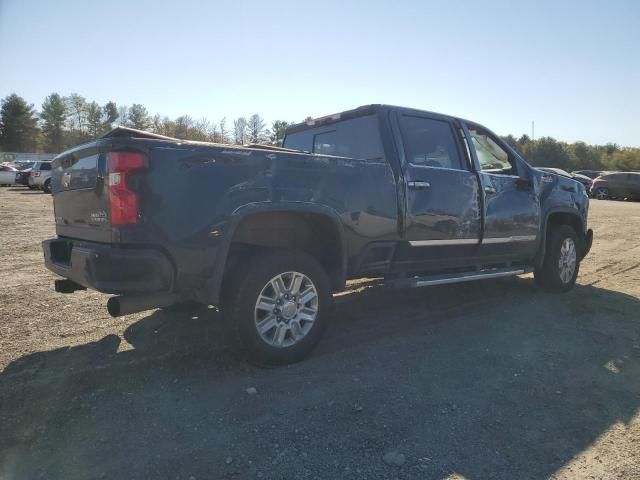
[[247, 113, 266, 144], [117, 105, 129, 126], [219, 117, 228, 143], [64, 93, 88, 137], [174, 115, 194, 139], [233, 117, 248, 144], [193, 117, 211, 141]]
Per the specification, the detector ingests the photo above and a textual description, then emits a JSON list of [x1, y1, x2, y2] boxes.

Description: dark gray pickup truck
[[43, 104, 593, 364]]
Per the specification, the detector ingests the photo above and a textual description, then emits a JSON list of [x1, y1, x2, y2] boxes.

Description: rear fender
[[202, 202, 347, 305]]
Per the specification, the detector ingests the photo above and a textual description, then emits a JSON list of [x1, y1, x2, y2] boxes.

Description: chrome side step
[[387, 267, 530, 289]]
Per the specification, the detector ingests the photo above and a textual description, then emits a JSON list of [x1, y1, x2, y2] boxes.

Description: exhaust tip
[[107, 297, 121, 317]]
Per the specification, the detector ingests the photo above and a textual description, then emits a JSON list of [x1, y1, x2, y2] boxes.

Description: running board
[[387, 267, 530, 289]]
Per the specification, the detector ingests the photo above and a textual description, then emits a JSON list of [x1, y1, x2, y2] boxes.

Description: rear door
[[606, 174, 625, 197], [392, 111, 482, 271], [52, 143, 111, 242], [626, 173, 640, 199]]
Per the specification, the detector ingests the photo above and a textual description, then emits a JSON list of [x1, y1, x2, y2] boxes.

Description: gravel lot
[[1, 187, 639, 480]]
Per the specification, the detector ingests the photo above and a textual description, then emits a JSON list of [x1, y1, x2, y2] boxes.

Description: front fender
[[535, 207, 590, 268]]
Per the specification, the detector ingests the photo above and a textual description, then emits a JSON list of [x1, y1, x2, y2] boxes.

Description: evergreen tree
[[0, 94, 39, 152], [40, 93, 68, 152]]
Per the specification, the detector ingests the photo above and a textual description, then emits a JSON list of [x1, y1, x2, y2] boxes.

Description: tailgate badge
[[62, 171, 71, 188], [90, 210, 107, 223]]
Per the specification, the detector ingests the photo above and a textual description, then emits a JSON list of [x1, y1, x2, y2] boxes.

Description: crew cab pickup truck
[[43, 105, 593, 364]]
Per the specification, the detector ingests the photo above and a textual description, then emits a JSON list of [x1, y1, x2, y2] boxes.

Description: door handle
[[484, 185, 497, 194], [408, 181, 430, 189]]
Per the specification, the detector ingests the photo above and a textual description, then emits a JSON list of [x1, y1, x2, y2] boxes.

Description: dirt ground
[[0, 187, 639, 480]]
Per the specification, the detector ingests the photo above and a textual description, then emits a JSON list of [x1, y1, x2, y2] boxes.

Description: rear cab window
[[40, 162, 52, 171], [283, 115, 384, 161]]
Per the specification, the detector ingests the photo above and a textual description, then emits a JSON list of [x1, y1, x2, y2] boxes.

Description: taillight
[[33, 171, 41, 177], [107, 152, 146, 225]]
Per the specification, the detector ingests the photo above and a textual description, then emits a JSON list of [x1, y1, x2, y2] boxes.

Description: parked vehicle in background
[[28, 161, 53, 193], [591, 172, 640, 200], [537, 167, 573, 178], [572, 170, 604, 179], [569, 173, 593, 190], [0, 164, 18, 186], [42, 104, 593, 364], [537, 167, 593, 190], [15, 168, 32, 187], [13, 161, 34, 171]]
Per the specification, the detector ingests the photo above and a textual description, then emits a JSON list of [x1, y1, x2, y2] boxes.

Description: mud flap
[[580, 229, 593, 261]]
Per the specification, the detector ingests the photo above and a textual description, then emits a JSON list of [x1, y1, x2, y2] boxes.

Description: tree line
[[1, 92, 639, 171], [0, 93, 292, 154]]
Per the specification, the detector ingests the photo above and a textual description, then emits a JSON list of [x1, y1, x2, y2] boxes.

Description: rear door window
[[398, 115, 464, 170], [40, 162, 52, 171]]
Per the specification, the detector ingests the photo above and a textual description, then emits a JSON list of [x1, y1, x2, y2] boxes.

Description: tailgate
[[51, 143, 111, 243]]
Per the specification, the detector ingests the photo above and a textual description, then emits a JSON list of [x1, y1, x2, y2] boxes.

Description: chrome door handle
[[407, 181, 430, 189], [484, 185, 497, 194]]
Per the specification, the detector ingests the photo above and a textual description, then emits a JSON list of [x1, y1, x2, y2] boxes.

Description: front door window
[[468, 127, 516, 175]]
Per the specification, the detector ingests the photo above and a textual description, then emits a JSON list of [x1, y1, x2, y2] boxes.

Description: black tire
[[28, 185, 37, 190], [221, 249, 331, 365], [593, 186, 609, 200], [43, 179, 52, 194], [534, 225, 580, 293]]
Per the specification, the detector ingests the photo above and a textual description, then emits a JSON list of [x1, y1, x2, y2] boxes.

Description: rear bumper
[[42, 238, 174, 294]]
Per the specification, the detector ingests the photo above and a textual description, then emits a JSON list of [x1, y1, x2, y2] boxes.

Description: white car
[[0, 164, 18, 186], [28, 161, 53, 193]]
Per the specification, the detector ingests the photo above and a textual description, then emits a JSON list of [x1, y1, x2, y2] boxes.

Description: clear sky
[[1, 0, 638, 146]]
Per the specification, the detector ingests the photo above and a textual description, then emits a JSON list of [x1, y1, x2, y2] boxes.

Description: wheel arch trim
[[535, 208, 586, 268], [203, 201, 348, 305]]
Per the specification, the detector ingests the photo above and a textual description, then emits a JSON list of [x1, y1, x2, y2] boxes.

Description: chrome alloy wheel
[[595, 188, 608, 200], [254, 271, 319, 347], [558, 237, 577, 283]]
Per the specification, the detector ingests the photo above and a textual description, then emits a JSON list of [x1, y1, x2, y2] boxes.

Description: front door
[[464, 123, 540, 261], [393, 112, 482, 272]]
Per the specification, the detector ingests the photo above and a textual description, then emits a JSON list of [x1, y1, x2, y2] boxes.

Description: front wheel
[[534, 225, 580, 293], [222, 250, 331, 365]]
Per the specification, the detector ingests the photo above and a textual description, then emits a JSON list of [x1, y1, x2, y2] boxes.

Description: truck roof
[[284, 104, 470, 135]]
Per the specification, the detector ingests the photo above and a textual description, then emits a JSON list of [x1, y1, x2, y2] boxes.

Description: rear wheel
[[222, 250, 331, 365], [594, 187, 609, 200], [43, 179, 52, 194], [534, 225, 579, 293]]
